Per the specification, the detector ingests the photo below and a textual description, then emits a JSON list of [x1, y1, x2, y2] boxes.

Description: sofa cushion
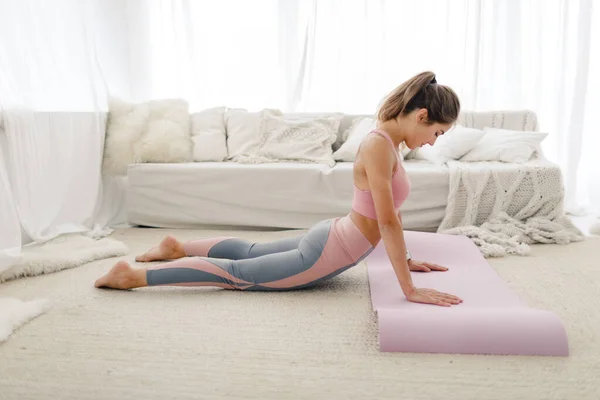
[[126, 159, 449, 230], [190, 106, 227, 162]]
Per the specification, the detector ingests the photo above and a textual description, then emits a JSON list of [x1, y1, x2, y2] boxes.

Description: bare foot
[[135, 235, 186, 262], [94, 261, 146, 289]]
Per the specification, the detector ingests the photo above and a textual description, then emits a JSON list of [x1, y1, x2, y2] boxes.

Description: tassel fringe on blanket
[[438, 159, 585, 257]]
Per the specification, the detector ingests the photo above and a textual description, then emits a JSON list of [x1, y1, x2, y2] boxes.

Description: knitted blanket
[[438, 159, 584, 257]]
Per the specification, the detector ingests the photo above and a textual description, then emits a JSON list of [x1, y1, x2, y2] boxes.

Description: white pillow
[[334, 117, 411, 162], [103, 97, 148, 176], [408, 125, 485, 165], [103, 97, 192, 176], [333, 117, 377, 161], [191, 107, 227, 162], [438, 126, 487, 159], [225, 108, 265, 160], [407, 146, 443, 164], [236, 109, 340, 167], [136, 99, 192, 164], [460, 127, 548, 163]]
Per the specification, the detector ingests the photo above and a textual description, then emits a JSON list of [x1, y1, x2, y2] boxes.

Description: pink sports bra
[[351, 129, 411, 220]]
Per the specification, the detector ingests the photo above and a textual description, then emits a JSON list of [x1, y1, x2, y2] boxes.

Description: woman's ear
[[416, 108, 429, 123]]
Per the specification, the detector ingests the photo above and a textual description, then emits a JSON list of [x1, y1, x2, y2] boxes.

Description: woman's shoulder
[[359, 131, 395, 156]]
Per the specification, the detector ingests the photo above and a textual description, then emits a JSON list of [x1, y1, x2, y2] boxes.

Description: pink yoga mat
[[366, 231, 569, 356]]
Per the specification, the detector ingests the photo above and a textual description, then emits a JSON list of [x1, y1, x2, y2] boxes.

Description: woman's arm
[[362, 137, 462, 306], [396, 211, 412, 262], [398, 210, 448, 272], [362, 138, 414, 294]]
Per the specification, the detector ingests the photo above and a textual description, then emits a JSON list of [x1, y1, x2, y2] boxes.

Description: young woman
[[95, 71, 463, 307]]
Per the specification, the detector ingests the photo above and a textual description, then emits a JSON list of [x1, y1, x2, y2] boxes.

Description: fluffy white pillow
[[191, 107, 227, 162], [236, 109, 340, 167], [333, 117, 377, 161], [136, 99, 192, 164], [225, 108, 266, 160], [437, 126, 487, 160], [103, 97, 192, 176], [460, 127, 548, 163], [408, 125, 486, 165], [103, 97, 149, 176]]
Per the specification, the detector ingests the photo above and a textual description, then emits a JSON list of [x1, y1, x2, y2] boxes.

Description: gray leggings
[[146, 216, 374, 291]]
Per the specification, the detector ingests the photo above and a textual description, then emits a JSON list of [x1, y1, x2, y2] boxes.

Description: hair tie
[[430, 76, 437, 85]]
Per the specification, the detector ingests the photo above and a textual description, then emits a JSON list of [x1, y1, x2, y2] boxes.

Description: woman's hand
[[408, 259, 448, 272], [405, 287, 463, 307]]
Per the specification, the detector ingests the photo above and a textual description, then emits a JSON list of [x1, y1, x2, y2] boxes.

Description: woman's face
[[406, 109, 452, 149]]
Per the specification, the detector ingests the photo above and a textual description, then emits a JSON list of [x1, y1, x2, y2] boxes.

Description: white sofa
[[126, 110, 549, 231]]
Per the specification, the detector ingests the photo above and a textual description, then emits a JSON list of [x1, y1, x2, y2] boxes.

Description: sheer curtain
[[0, 0, 111, 265], [115, 0, 283, 111], [0, 142, 20, 274]]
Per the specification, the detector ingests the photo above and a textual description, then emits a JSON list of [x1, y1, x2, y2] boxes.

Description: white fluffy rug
[[0, 234, 129, 283], [0, 297, 51, 343], [0, 234, 128, 343]]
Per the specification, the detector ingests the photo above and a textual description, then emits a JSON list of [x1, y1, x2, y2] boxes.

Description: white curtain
[[0, 138, 21, 273], [110, 0, 283, 111], [0, 0, 112, 259]]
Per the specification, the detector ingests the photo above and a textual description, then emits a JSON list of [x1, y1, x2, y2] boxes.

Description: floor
[[0, 225, 599, 400], [569, 213, 599, 236]]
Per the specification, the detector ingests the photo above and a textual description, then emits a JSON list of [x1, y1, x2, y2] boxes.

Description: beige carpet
[[0, 227, 599, 400]]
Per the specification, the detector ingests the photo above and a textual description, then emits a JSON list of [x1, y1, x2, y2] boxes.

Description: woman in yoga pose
[[95, 71, 463, 307]]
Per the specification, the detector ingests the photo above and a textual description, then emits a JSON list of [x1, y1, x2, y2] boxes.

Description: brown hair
[[377, 71, 460, 125]]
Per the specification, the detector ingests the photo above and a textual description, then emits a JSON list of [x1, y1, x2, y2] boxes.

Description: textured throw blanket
[[438, 159, 584, 257]]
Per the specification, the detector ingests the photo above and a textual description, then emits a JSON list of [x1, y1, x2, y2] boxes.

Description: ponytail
[[377, 71, 460, 125]]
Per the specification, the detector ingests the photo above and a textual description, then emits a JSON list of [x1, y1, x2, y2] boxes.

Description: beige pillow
[[225, 108, 266, 161], [236, 109, 341, 167]]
